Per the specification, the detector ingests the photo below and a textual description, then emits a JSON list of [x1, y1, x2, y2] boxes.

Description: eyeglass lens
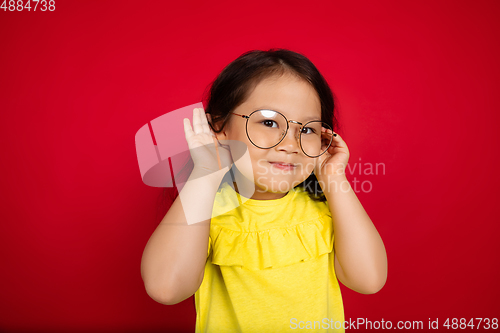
[[246, 110, 333, 157]]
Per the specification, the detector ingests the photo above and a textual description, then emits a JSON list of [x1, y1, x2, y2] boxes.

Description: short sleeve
[[207, 235, 212, 258]]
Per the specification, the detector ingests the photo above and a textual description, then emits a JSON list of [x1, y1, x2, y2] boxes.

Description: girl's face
[[217, 73, 322, 200]]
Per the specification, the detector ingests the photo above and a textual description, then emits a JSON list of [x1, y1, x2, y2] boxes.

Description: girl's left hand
[[314, 129, 350, 182]]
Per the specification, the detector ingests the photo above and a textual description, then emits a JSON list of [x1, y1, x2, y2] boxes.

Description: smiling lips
[[269, 161, 297, 170]]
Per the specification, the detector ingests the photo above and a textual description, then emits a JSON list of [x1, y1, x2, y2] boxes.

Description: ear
[[206, 113, 228, 140]]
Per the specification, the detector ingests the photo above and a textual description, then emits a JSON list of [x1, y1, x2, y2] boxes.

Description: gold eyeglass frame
[[232, 109, 333, 158]]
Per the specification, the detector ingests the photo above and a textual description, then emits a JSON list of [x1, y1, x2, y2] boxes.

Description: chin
[[256, 177, 304, 193]]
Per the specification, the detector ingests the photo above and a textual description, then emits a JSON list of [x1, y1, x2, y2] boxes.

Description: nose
[[275, 125, 301, 154]]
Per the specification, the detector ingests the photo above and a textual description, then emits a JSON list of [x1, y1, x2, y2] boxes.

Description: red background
[[1, 1, 499, 332]]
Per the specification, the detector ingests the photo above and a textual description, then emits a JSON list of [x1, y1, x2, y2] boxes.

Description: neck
[[227, 166, 288, 200]]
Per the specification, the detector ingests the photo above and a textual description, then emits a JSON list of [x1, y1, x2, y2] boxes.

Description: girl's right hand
[[183, 107, 233, 174]]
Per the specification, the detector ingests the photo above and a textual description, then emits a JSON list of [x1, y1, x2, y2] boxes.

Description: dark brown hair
[[157, 48, 340, 222]]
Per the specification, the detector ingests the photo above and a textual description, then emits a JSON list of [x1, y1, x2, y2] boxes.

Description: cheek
[[232, 144, 263, 182], [299, 161, 315, 179], [249, 148, 269, 176]]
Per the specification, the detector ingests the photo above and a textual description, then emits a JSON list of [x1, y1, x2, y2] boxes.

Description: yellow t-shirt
[[194, 181, 345, 333]]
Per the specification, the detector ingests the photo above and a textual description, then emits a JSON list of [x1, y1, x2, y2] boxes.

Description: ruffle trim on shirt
[[209, 214, 333, 271]]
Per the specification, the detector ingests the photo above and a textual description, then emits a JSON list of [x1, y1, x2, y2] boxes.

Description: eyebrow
[[254, 107, 322, 122]]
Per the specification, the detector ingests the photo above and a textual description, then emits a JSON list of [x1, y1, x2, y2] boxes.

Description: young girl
[[141, 49, 388, 332]]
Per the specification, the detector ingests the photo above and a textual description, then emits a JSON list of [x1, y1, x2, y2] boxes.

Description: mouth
[[268, 161, 297, 170]]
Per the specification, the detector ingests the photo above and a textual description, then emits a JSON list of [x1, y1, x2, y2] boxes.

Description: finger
[[184, 118, 194, 140], [200, 109, 213, 135], [320, 131, 335, 148], [326, 129, 347, 149], [206, 113, 216, 135], [192, 108, 203, 134]]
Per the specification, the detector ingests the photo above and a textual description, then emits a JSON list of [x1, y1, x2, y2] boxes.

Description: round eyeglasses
[[232, 109, 333, 158]]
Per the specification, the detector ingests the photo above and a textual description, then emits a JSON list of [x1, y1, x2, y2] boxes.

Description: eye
[[261, 120, 278, 128], [301, 126, 316, 134]]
